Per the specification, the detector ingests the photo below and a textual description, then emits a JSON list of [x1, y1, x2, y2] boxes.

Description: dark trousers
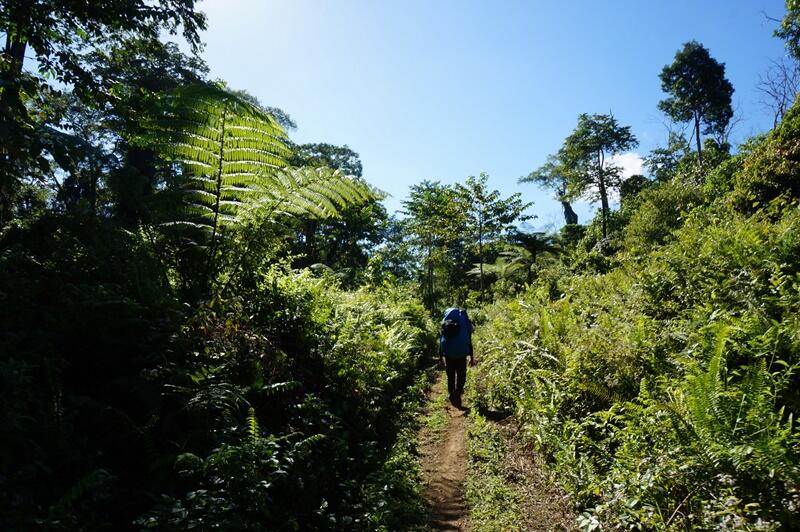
[[445, 357, 467, 397]]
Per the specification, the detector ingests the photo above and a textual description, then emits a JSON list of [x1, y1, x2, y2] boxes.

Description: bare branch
[[756, 57, 800, 128]]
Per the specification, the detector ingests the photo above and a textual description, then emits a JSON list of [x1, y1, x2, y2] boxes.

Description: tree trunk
[[599, 180, 609, 239], [561, 200, 578, 225], [0, 11, 30, 124], [694, 110, 703, 167], [597, 150, 608, 239], [478, 215, 484, 301], [0, 26, 29, 225]]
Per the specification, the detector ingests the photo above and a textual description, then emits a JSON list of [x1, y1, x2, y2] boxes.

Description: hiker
[[438, 307, 475, 405]]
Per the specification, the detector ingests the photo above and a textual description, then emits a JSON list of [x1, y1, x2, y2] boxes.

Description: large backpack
[[440, 311, 460, 338], [440, 308, 471, 358]]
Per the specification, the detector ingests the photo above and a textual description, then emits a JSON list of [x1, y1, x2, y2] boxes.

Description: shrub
[[471, 200, 800, 529]]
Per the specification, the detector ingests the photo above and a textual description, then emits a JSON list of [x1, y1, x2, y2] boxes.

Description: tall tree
[[775, 0, 800, 62], [288, 142, 386, 272], [291, 143, 363, 177], [546, 113, 637, 239], [0, 0, 206, 224], [374, 216, 419, 282], [455, 173, 531, 300], [658, 41, 734, 167], [521, 155, 578, 225], [402, 181, 465, 311]]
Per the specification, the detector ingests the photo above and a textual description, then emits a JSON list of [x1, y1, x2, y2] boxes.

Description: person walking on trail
[[438, 307, 475, 406]]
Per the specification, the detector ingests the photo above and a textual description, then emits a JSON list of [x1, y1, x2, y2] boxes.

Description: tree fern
[[147, 83, 290, 234], [140, 83, 289, 285], [142, 83, 378, 291]]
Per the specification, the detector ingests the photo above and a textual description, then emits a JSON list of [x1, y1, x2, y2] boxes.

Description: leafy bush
[[0, 215, 435, 530], [623, 178, 704, 253], [732, 99, 800, 211], [472, 198, 800, 529]]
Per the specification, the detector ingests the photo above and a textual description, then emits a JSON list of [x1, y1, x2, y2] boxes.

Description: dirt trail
[[418, 371, 576, 531], [419, 373, 469, 531]]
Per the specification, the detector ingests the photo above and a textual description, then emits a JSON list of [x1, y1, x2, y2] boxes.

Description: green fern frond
[[148, 85, 291, 226], [247, 406, 259, 444], [252, 166, 378, 221], [685, 324, 730, 441], [142, 83, 291, 278], [580, 380, 628, 405], [294, 433, 326, 457]]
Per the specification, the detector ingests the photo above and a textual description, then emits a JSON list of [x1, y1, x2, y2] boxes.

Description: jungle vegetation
[[1, 0, 799, 530]]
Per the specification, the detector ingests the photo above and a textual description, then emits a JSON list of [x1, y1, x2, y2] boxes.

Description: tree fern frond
[[144, 83, 291, 235], [250, 166, 378, 222], [247, 406, 260, 444]]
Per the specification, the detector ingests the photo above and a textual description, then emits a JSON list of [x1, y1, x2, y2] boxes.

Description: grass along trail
[[464, 411, 576, 531]]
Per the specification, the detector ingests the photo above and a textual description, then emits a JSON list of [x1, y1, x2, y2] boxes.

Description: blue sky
[[197, 0, 788, 230]]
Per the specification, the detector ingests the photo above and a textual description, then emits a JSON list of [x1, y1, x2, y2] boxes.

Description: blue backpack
[[439, 308, 472, 358]]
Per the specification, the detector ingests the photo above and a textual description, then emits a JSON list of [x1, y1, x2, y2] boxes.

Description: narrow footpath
[[417, 370, 577, 531], [419, 373, 470, 531]]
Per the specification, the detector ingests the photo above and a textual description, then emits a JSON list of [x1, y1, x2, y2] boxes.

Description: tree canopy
[[535, 113, 637, 239], [658, 41, 734, 166]]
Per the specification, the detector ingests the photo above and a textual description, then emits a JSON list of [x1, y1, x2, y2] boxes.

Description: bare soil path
[[419, 372, 470, 531]]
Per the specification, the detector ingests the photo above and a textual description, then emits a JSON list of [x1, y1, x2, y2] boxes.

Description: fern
[[252, 165, 377, 221], [147, 83, 290, 234], [685, 325, 728, 443], [142, 83, 379, 291], [220, 167, 378, 292], [256, 380, 302, 398], [247, 406, 259, 444]]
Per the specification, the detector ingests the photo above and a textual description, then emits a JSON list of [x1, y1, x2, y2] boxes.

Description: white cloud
[[592, 152, 645, 205], [610, 152, 644, 179]]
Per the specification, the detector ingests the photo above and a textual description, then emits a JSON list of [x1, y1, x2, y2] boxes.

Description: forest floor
[[418, 370, 576, 531]]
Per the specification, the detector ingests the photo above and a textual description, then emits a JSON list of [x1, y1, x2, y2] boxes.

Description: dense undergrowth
[[471, 101, 800, 530], [0, 216, 434, 530]]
